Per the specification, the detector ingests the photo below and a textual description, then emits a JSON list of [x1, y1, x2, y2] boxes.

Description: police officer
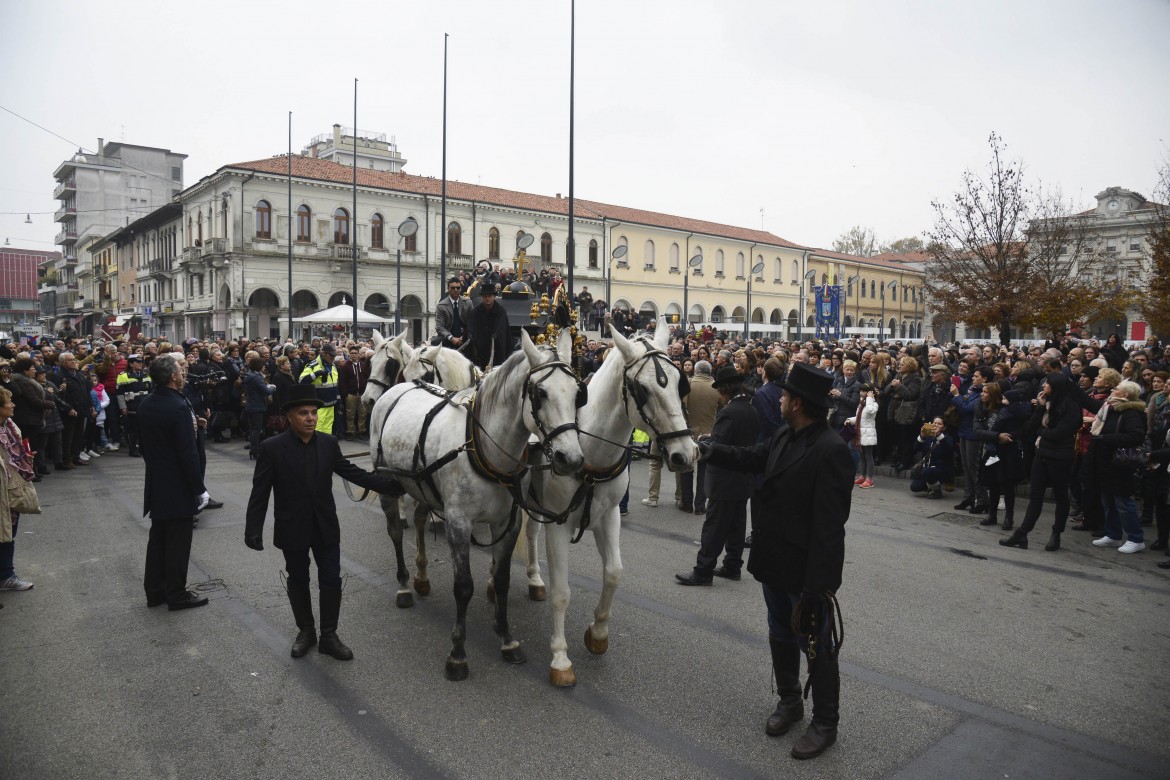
[[299, 342, 339, 435], [116, 354, 152, 457]]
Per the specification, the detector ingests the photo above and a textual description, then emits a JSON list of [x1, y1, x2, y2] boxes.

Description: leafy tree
[[831, 225, 877, 257], [880, 236, 925, 255], [1143, 160, 1170, 341]]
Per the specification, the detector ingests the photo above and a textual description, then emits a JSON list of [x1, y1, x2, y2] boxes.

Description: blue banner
[[815, 285, 841, 340]]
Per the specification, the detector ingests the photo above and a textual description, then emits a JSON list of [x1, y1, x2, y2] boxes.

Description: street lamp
[[745, 260, 765, 341], [879, 279, 897, 343], [798, 269, 816, 342], [395, 217, 419, 333], [846, 274, 860, 339], [608, 243, 627, 321], [684, 252, 702, 332]]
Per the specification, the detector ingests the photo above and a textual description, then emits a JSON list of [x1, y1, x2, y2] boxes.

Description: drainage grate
[[928, 511, 988, 528]]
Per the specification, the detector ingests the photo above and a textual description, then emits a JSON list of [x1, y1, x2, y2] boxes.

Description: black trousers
[[61, 414, 85, 463], [694, 460, 708, 510], [282, 523, 342, 588], [694, 499, 747, 576], [144, 515, 195, 604], [1018, 456, 1072, 535]]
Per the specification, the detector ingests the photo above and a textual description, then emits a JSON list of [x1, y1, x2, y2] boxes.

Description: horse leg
[[523, 513, 547, 601], [485, 557, 497, 603], [545, 521, 575, 687], [491, 516, 526, 666], [410, 501, 431, 597], [379, 494, 414, 608], [585, 508, 624, 656], [444, 520, 473, 681]]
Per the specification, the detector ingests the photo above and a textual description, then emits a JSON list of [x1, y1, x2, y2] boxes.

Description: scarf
[[1090, 400, 1112, 437], [0, 419, 34, 482]]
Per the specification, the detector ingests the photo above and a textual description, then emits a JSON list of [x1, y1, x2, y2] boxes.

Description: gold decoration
[[530, 302, 540, 322], [539, 293, 550, 314], [535, 333, 547, 345]]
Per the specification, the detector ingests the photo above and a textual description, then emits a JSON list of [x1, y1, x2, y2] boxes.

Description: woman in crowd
[[887, 356, 924, 472], [950, 367, 989, 514], [972, 381, 1029, 529], [0, 387, 35, 592], [1146, 403, 1170, 566], [1001, 373, 1082, 551], [909, 416, 953, 499], [1102, 334, 1128, 370], [1088, 381, 1149, 553], [830, 359, 861, 433], [682, 359, 695, 380], [270, 355, 298, 410], [868, 352, 895, 464], [242, 356, 276, 460]]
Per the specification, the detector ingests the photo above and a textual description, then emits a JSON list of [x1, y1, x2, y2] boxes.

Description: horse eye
[[538, 389, 548, 400]]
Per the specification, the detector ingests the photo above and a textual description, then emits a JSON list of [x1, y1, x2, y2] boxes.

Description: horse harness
[[622, 340, 693, 454], [417, 351, 481, 389]]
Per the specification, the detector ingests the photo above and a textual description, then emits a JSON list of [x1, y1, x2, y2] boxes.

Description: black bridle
[[621, 341, 692, 454], [365, 352, 402, 398], [525, 359, 587, 462]]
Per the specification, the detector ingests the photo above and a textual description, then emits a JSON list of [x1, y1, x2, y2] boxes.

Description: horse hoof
[[486, 581, 496, 603], [445, 658, 469, 681], [395, 591, 414, 609], [549, 666, 577, 687], [584, 625, 609, 655], [528, 584, 547, 601], [501, 645, 527, 665], [413, 577, 430, 597]]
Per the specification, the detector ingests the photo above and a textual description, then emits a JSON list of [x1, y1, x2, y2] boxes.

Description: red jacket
[[337, 359, 370, 396]]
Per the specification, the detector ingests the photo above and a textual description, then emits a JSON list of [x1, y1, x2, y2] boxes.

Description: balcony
[[331, 244, 359, 261], [54, 228, 78, 245], [147, 258, 174, 281], [445, 253, 474, 269], [54, 206, 77, 223], [201, 237, 229, 256], [180, 246, 203, 268], [53, 178, 76, 199]]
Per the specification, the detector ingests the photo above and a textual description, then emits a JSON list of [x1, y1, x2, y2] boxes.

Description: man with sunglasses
[[435, 277, 473, 352]]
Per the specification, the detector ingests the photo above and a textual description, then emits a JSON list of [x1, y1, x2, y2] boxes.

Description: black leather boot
[[999, 530, 1027, 549], [979, 507, 998, 526], [287, 579, 316, 658], [318, 584, 353, 660], [791, 653, 839, 760], [765, 638, 804, 736], [1044, 531, 1061, 552]]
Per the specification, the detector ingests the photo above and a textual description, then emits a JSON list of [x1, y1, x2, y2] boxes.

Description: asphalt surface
[[2, 438, 1168, 780]]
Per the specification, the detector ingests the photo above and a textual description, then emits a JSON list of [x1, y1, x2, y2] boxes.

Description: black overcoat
[[705, 418, 853, 595], [245, 430, 399, 550], [704, 394, 760, 500], [137, 386, 206, 521]]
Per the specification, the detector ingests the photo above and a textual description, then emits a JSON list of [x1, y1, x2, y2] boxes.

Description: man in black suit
[[139, 352, 210, 611], [467, 285, 510, 369], [675, 366, 759, 586], [700, 361, 853, 760], [244, 385, 402, 660]]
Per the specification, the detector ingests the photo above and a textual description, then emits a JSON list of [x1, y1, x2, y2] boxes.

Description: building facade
[[2, 247, 56, 338]]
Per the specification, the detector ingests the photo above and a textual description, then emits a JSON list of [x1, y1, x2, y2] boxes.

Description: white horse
[[405, 343, 482, 389], [366, 331, 585, 680], [523, 320, 697, 686]]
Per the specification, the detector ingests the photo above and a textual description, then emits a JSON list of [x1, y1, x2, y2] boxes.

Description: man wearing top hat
[[675, 366, 760, 587], [698, 361, 854, 760], [468, 284, 510, 370], [244, 384, 403, 661]]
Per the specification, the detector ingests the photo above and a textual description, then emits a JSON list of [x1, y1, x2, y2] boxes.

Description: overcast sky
[[2, 0, 1167, 254]]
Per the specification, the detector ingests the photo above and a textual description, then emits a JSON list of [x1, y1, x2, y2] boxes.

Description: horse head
[[363, 329, 411, 408], [612, 320, 697, 473], [403, 345, 479, 392], [519, 331, 585, 476]]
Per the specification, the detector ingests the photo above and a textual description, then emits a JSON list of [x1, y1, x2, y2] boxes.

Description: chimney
[[97, 138, 105, 157]]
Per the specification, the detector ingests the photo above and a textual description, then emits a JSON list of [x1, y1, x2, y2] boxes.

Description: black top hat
[[711, 366, 745, 390], [281, 384, 325, 413], [778, 362, 833, 409]]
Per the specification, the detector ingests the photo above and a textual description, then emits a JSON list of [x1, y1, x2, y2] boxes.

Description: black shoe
[[129, 449, 141, 458], [712, 567, 741, 581], [999, 532, 1028, 549], [678, 504, 693, 513], [291, 628, 318, 658], [969, 504, 987, 515], [204, 500, 224, 510], [1002, 518, 1014, 531], [1158, 559, 1170, 569], [954, 499, 972, 510], [1150, 539, 1168, 551], [146, 592, 166, 608], [979, 516, 998, 526], [168, 591, 210, 611], [318, 632, 354, 660], [674, 572, 713, 586], [791, 721, 838, 760], [1044, 531, 1061, 552], [926, 488, 943, 499], [31, 476, 42, 483], [213, 436, 231, 444]]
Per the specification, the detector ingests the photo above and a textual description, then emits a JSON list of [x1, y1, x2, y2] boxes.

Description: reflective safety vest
[[116, 370, 152, 412], [299, 359, 339, 433]]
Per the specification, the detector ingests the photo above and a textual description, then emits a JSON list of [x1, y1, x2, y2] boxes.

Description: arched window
[[588, 239, 598, 268], [644, 239, 655, 268], [736, 252, 745, 278], [715, 249, 725, 276], [333, 208, 350, 245], [774, 257, 782, 282], [370, 213, 384, 249], [756, 255, 764, 280], [541, 232, 553, 263], [488, 227, 500, 259], [912, 286, 917, 303], [447, 222, 462, 255], [296, 205, 311, 242], [255, 200, 271, 239], [821, 273, 828, 285], [197, 210, 203, 245], [669, 242, 680, 271], [861, 278, 867, 298], [404, 220, 417, 253], [791, 259, 799, 281], [870, 280, 876, 298]]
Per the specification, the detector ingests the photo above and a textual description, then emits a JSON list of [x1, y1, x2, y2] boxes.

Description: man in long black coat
[[701, 361, 853, 760], [138, 353, 209, 611], [676, 367, 759, 585], [244, 385, 402, 660], [467, 285, 510, 370]]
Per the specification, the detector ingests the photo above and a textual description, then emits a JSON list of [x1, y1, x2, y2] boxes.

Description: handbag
[[1112, 445, 1149, 472], [7, 471, 41, 514], [266, 412, 289, 434], [909, 457, 925, 481]]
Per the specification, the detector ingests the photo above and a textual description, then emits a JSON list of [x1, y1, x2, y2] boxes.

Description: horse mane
[[477, 344, 547, 412]]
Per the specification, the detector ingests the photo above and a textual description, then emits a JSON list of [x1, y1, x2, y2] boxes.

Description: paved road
[[2, 439, 1167, 779]]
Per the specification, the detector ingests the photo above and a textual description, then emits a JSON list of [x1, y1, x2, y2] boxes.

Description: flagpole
[[287, 110, 293, 341], [566, 0, 576, 301], [440, 33, 448, 289], [352, 77, 359, 337]]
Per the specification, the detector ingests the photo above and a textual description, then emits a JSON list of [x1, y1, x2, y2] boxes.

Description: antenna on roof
[[760, 208, 764, 230]]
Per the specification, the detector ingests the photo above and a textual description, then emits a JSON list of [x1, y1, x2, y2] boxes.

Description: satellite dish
[[688, 254, 703, 268], [751, 261, 765, 275], [611, 244, 628, 259], [398, 218, 418, 238], [517, 233, 535, 250]]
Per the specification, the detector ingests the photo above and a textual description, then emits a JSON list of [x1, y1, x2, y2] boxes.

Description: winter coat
[[888, 371, 923, 425], [830, 374, 860, 427], [950, 384, 983, 441], [919, 379, 953, 427], [1086, 399, 1148, 491], [846, 395, 879, 447], [242, 370, 275, 413], [973, 398, 1031, 486], [914, 432, 954, 481], [9, 372, 52, 433]]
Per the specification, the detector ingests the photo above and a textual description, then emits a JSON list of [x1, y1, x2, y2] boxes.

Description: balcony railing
[[54, 229, 78, 244], [331, 244, 359, 261], [54, 206, 77, 223], [53, 178, 76, 199], [180, 246, 203, 267], [201, 237, 229, 256], [147, 259, 174, 279]]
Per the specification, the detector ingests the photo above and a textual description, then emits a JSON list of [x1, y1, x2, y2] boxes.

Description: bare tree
[[1142, 159, 1170, 341], [832, 225, 878, 257], [880, 236, 925, 255]]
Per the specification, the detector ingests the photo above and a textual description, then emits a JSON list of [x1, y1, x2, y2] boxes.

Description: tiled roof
[[219, 155, 802, 249], [809, 248, 922, 271], [871, 250, 931, 265]]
